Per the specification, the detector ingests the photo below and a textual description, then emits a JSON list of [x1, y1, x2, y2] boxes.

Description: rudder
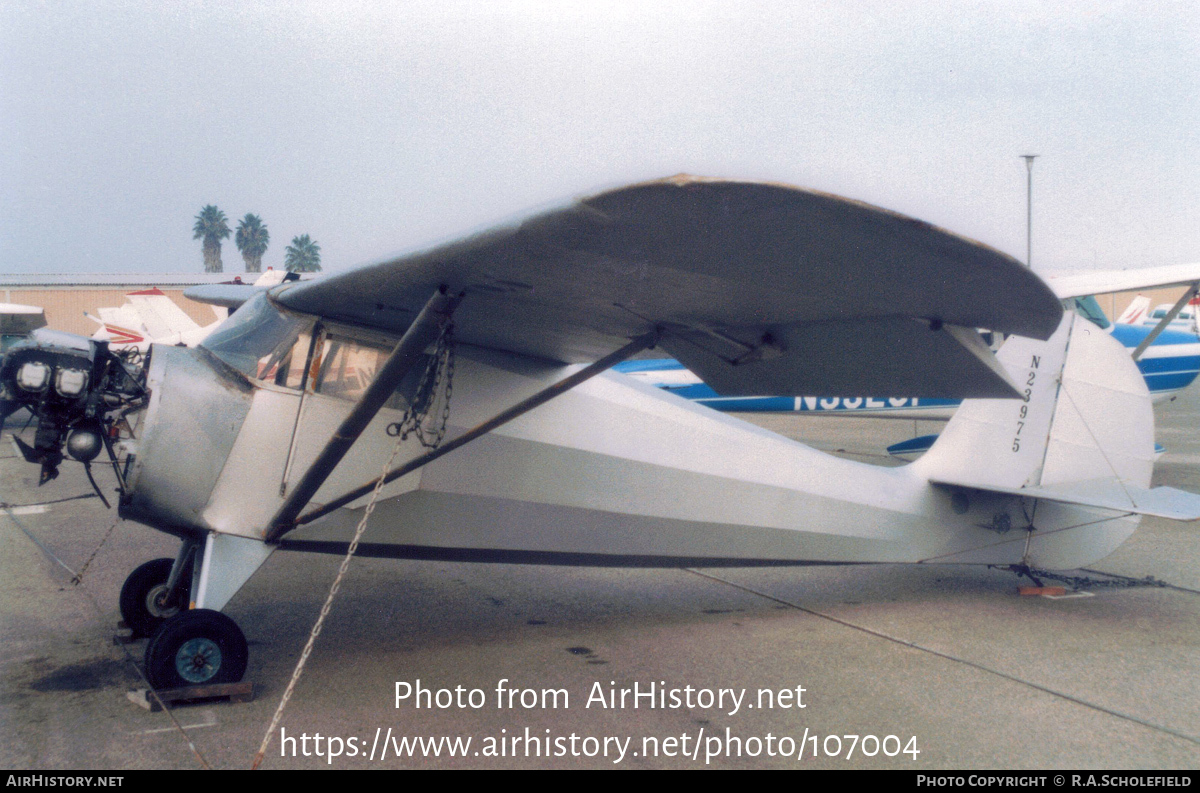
[[914, 311, 1200, 568]]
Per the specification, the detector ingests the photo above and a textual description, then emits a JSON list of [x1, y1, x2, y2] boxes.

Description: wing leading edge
[[1046, 262, 1200, 299], [275, 176, 1063, 399]]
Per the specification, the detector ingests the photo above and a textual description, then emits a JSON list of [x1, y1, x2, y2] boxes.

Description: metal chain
[[251, 324, 454, 770], [1021, 567, 1167, 591], [251, 419, 407, 769], [385, 325, 455, 450], [0, 493, 100, 509], [435, 340, 455, 445], [70, 517, 120, 585], [412, 325, 454, 448]]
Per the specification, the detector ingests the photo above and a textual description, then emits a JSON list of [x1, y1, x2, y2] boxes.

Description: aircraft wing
[[1045, 262, 1200, 299], [274, 176, 1063, 399], [183, 283, 266, 310], [184, 273, 308, 312]]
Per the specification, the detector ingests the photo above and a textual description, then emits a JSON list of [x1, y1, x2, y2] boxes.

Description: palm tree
[[284, 234, 322, 272], [193, 205, 231, 273], [235, 214, 270, 273]]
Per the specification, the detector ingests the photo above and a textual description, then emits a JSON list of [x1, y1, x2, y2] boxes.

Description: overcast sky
[[2, 1, 1198, 277]]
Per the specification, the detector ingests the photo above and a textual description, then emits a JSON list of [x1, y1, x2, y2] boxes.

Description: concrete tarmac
[[2, 388, 1199, 770]]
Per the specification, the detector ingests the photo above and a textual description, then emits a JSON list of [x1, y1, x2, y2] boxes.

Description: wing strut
[[1131, 281, 1200, 360], [266, 287, 462, 538], [270, 330, 660, 540]]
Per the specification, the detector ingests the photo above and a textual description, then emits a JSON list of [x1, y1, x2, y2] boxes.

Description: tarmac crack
[[686, 567, 1200, 748]]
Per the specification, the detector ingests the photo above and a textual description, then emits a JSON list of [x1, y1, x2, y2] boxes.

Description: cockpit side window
[[311, 333, 430, 411], [258, 328, 315, 388]]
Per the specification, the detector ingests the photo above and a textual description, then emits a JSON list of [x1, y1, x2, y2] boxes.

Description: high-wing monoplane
[[5, 176, 1200, 691]]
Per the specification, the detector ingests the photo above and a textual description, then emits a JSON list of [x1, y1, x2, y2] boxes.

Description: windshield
[[1072, 296, 1111, 330], [201, 293, 314, 381]]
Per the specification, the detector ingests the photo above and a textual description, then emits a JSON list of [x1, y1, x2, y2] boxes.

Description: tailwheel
[[144, 609, 248, 690], [119, 558, 190, 638]]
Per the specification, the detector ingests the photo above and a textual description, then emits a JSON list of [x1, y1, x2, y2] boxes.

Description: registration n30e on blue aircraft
[[617, 265, 1200, 420]]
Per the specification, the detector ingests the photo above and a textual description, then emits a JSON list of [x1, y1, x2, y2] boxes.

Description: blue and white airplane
[[617, 264, 1200, 419], [1142, 299, 1198, 333]]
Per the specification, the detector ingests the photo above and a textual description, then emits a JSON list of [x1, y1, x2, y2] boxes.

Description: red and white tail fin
[[97, 322, 146, 346], [1115, 294, 1151, 325]]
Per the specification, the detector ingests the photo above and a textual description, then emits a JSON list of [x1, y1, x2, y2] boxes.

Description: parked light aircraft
[[1142, 299, 1199, 334], [1, 303, 46, 352], [617, 269, 1200, 419], [0, 304, 49, 422], [87, 270, 299, 351], [5, 176, 1200, 691], [88, 288, 221, 350]]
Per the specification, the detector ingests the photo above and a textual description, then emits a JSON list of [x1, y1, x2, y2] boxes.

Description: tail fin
[[1115, 294, 1151, 325], [96, 322, 146, 346], [915, 312, 1200, 521]]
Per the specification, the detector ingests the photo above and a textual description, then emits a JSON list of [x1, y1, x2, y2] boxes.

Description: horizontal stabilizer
[[931, 478, 1200, 521], [888, 434, 939, 457], [919, 309, 1200, 532]]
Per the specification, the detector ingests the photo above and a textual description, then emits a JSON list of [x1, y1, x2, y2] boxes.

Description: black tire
[[144, 609, 248, 690], [119, 558, 189, 638]]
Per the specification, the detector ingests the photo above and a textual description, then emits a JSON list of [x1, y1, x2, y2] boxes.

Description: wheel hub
[[175, 638, 222, 684], [144, 584, 181, 619]]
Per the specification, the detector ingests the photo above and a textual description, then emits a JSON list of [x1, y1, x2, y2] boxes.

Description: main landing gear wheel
[[144, 609, 248, 690], [119, 558, 190, 638]]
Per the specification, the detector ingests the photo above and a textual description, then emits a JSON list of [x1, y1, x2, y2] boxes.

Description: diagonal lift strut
[[266, 286, 462, 540], [267, 329, 660, 541], [1131, 281, 1200, 360]]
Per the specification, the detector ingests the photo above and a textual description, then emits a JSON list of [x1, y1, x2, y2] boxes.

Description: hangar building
[[0, 273, 256, 336]]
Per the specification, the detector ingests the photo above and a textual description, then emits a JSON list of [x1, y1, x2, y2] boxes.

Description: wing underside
[[274, 176, 1063, 399]]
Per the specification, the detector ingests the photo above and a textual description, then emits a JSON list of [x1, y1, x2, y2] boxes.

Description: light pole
[[1021, 155, 1038, 268]]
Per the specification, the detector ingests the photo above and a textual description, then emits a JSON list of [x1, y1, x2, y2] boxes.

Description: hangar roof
[[0, 273, 255, 287]]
